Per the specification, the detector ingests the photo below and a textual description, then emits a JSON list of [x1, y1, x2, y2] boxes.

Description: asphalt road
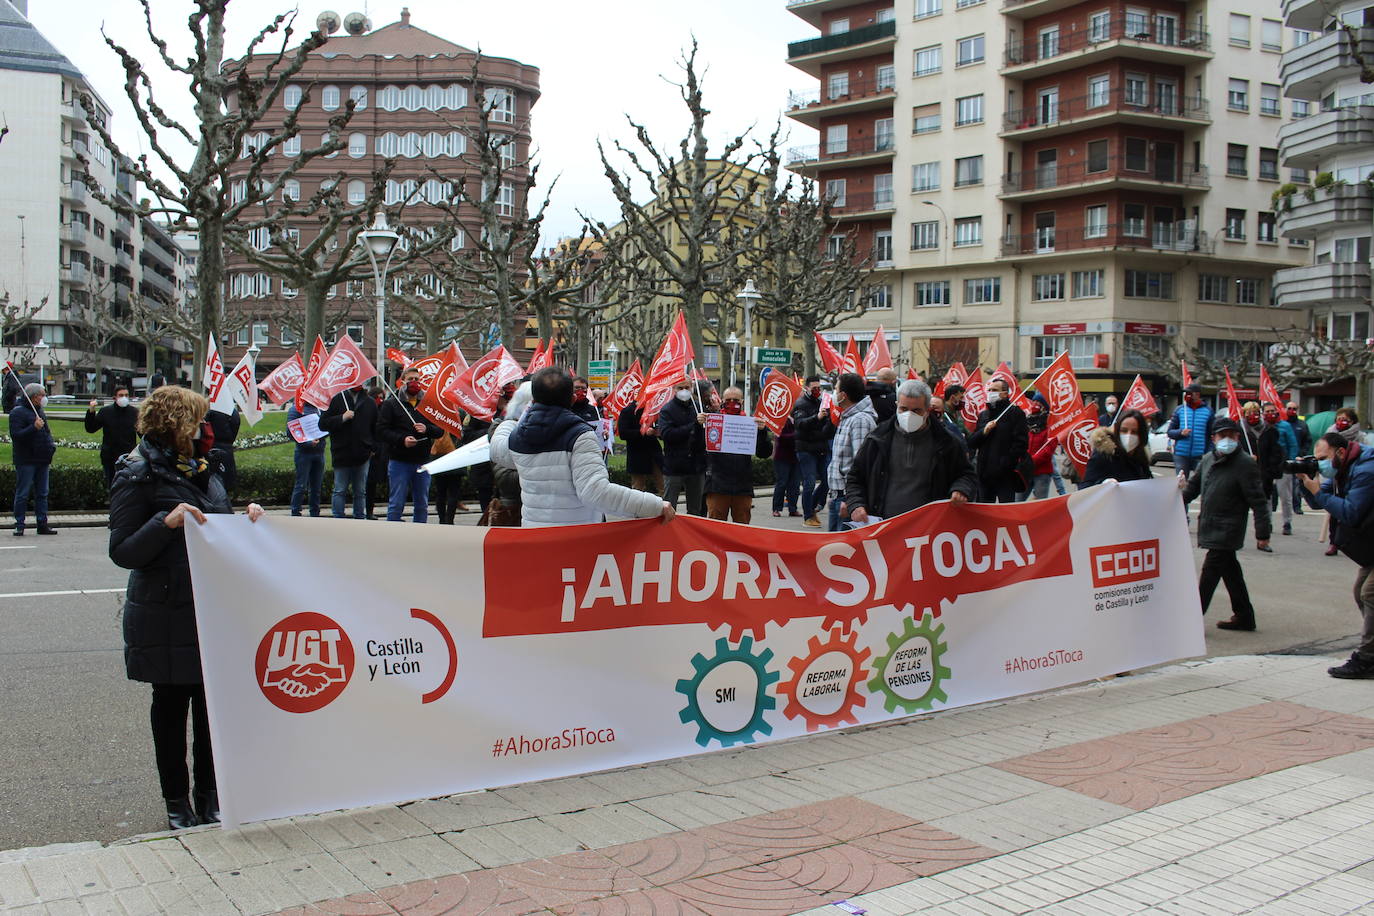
[[0, 486, 1360, 852]]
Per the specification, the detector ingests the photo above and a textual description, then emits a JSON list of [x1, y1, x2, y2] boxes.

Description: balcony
[[60, 98, 87, 124], [1000, 222, 1204, 258], [1002, 0, 1095, 19], [1283, 0, 1330, 31], [1002, 88, 1209, 137], [1276, 183, 1374, 240], [785, 0, 873, 27], [787, 21, 896, 76], [59, 222, 87, 247], [1004, 21, 1210, 77], [1001, 157, 1209, 199], [787, 132, 896, 170], [59, 262, 88, 287], [1279, 106, 1374, 169], [1281, 28, 1374, 101], [115, 246, 132, 268], [826, 190, 896, 219], [786, 76, 895, 128], [59, 179, 87, 205], [1273, 261, 1372, 309], [140, 267, 176, 297]]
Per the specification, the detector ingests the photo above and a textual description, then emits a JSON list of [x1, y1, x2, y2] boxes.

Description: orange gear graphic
[[778, 628, 872, 732]]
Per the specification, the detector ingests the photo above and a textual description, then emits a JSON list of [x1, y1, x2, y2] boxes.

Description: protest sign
[[704, 413, 760, 454], [187, 479, 1203, 827], [286, 412, 328, 443]]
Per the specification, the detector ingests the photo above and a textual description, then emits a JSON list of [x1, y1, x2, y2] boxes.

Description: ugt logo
[[255, 612, 355, 713]]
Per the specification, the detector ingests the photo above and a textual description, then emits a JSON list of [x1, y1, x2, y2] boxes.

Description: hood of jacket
[[508, 402, 593, 455], [842, 396, 877, 424], [1089, 426, 1117, 455]]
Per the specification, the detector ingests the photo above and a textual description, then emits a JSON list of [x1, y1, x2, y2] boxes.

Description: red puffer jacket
[[1028, 425, 1057, 475]]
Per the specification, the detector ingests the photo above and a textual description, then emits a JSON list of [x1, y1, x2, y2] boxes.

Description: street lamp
[[737, 278, 762, 411], [605, 342, 619, 395], [33, 338, 49, 389], [725, 333, 739, 391], [357, 215, 400, 379]]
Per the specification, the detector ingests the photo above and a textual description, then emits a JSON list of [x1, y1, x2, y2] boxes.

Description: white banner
[[186, 479, 1202, 827]]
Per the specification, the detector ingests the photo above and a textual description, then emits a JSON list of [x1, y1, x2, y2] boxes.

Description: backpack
[[1055, 445, 1079, 483]]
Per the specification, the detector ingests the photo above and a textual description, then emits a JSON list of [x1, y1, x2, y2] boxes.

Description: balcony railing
[[1003, 88, 1209, 131], [826, 191, 896, 215], [59, 179, 87, 203], [1001, 157, 1209, 193], [788, 20, 896, 59], [787, 132, 896, 165], [59, 222, 87, 246], [788, 76, 895, 111], [1005, 19, 1209, 67], [1000, 222, 1204, 256], [59, 262, 88, 286]]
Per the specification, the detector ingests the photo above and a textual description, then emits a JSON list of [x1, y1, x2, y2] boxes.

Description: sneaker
[[1283, 523, 1292, 536], [803, 515, 821, 528], [1257, 544, 1273, 552], [11, 529, 21, 537], [1329, 653, 1374, 679]]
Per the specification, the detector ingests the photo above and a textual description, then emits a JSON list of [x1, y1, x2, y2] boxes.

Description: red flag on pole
[[1259, 366, 1283, 409], [641, 312, 695, 399], [385, 347, 412, 368], [259, 353, 305, 406], [1223, 366, 1243, 421], [907, 368, 920, 381], [842, 335, 863, 376], [1055, 403, 1100, 477], [1029, 350, 1082, 433], [991, 361, 1017, 392], [942, 362, 968, 389], [301, 335, 380, 410], [814, 332, 844, 373], [639, 385, 675, 433], [409, 345, 461, 393], [1120, 374, 1160, 417], [961, 367, 988, 430], [442, 345, 524, 421], [754, 370, 804, 435], [604, 359, 643, 422], [527, 340, 553, 374], [203, 333, 226, 403], [863, 327, 893, 375], [295, 336, 328, 411], [415, 343, 470, 437], [1181, 360, 1193, 389]]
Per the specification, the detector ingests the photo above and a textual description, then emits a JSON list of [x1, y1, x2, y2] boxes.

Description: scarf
[[174, 454, 208, 478]]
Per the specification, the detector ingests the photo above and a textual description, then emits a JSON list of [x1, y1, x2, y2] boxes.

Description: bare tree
[[0, 290, 43, 349]]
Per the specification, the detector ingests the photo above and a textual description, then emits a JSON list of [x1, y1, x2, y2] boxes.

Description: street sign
[[586, 359, 614, 388], [754, 347, 792, 367]]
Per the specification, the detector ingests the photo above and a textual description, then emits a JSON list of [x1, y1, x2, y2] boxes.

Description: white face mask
[[1215, 437, 1239, 455], [1119, 432, 1139, 452], [675, 389, 693, 402], [986, 390, 1002, 405], [115, 396, 130, 408], [896, 410, 926, 433], [1106, 402, 1119, 414]]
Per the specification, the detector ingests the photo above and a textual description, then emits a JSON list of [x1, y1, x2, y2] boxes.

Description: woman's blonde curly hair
[[136, 386, 209, 458]]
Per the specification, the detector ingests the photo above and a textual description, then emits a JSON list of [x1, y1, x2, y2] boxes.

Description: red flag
[[639, 385, 675, 433], [814, 333, 844, 374], [259, 353, 305, 406], [1181, 360, 1192, 389], [301, 335, 379, 409], [863, 327, 893, 375], [443, 345, 524, 421], [1120, 375, 1160, 418], [961, 367, 987, 431], [642, 311, 695, 398], [386, 347, 412, 368], [754, 371, 804, 435], [991, 361, 1017, 392], [907, 368, 919, 381], [415, 343, 470, 436], [843, 335, 863, 376], [821, 390, 841, 425], [409, 345, 459, 393], [1029, 351, 1082, 434], [527, 340, 553, 374], [1055, 403, 1100, 477], [605, 359, 643, 422], [933, 378, 946, 398], [1259, 366, 1283, 410], [295, 336, 328, 411], [1223, 366, 1243, 421], [942, 362, 968, 389]]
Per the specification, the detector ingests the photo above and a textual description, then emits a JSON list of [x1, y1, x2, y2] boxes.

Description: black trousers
[[433, 473, 462, 525], [1199, 548, 1255, 625], [150, 683, 215, 800]]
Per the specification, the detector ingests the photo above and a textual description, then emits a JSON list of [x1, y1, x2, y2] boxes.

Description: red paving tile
[[273, 892, 398, 916], [601, 831, 752, 885], [759, 843, 915, 896], [850, 823, 1000, 876], [378, 872, 545, 915], [552, 887, 713, 915], [660, 863, 831, 914], [492, 850, 650, 908]]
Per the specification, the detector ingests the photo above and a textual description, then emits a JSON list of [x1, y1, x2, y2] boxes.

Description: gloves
[[506, 381, 533, 422]]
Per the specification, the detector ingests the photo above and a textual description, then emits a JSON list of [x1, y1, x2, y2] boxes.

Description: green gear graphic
[[866, 609, 951, 714], [675, 635, 780, 748]]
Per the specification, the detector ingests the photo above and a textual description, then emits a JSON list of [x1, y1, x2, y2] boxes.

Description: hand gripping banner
[[186, 479, 1203, 827]]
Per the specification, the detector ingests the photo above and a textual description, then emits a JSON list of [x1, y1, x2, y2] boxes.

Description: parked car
[[1148, 427, 1174, 465]]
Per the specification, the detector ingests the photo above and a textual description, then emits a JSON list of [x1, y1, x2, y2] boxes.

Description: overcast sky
[[27, 0, 816, 242]]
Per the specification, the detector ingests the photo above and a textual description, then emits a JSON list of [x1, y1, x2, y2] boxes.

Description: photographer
[[1300, 433, 1374, 678]]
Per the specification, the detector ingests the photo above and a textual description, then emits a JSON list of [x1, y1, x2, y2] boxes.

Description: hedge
[[0, 457, 780, 512]]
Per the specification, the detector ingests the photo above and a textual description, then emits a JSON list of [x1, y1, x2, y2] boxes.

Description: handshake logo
[[255, 613, 356, 713]]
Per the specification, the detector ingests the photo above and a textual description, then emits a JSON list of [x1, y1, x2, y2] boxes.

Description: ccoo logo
[[255, 612, 355, 713]]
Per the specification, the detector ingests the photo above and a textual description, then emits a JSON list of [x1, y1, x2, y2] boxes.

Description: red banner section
[[483, 499, 1075, 640]]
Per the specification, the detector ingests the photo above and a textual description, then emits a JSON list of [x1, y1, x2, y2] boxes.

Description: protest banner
[[286, 412, 328, 443], [704, 412, 760, 454], [187, 479, 1202, 827], [421, 436, 490, 476]]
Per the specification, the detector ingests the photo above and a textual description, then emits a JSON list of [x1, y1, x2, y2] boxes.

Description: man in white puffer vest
[[491, 367, 676, 528]]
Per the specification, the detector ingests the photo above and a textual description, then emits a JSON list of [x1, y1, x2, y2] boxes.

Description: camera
[[1285, 456, 1319, 478]]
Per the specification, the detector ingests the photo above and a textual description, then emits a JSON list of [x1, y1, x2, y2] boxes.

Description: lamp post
[[357, 215, 400, 380], [737, 278, 762, 411], [725, 333, 739, 390], [605, 342, 619, 395], [920, 200, 948, 264], [33, 338, 49, 389]]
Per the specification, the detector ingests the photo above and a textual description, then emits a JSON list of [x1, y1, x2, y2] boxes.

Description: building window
[[1290, 167, 1310, 183], [1235, 277, 1261, 305], [874, 230, 893, 263], [963, 277, 1001, 304], [321, 85, 340, 110], [1330, 312, 1372, 340], [497, 183, 515, 217], [828, 72, 850, 99], [916, 280, 951, 306], [1071, 269, 1103, 298], [1199, 274, 1229, 302], [283, 84, 303, 109], [1124, 73, 1148, 106], [348, 132, 367, 158], [1292, 99, 1311, 119], [913, 103, 941, 133], [236, 327, 249, 346], [1086, 140, 1109, 173], [955, 94, 984, 125], [1087, 75, 1110, 108], [956, 0, 982, 7], [1032, 273, 1065, 301], [915, 0, 941, 18], [1259, 148, 1280, 180], [1228, 79, 1249, 111], [347, 179, 366, 205], [1033, 334, 1102, 370], [914, 45, 942, 76], [954, 155, 983, 187], [1225, 208, 1246, 239], [828, 17, 850, 34], [956, 34, 984, 66], [348, 86, 367, 110], [1088, 10, 1111, 41], [1124, 270, 1175, 299], [876, 65, 895, 91], [252, 322, 269, 345], [1261, 18, 1282, 51], [825, 179, 847, 207], [875, 117, 895, 150], [283, 135, 300, 157], [867, 285, 893, 310], [1125, 334, 1169, 370], [1229, 13, 1251, 47], [347, 324, 364, 343], [911, 220, 939, 250], [825, 124, 848, 155], [248, 227, 270, 251], [874, 173, 894, 207], [953, 216, 982, 247], [1260, 83, 1281, 116], [912, 161, 940, 191], [1227, 144, 1248, 176], [1334, 237, 1371, 261], [231, 179, 247, 204], [1123, 203, 1145, 236], [1124, 137, 1148, 171]]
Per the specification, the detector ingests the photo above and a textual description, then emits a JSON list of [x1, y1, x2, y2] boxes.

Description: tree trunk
[[802, 329, 817, 378], [1358, 371, 1371, 424], [194, 218, 224, 388], [144, 338, 157, 382], [304, 281, 329, 356], [574, 312, 592, 375]]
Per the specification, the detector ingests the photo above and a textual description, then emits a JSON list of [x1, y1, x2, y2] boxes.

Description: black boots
[[165, 797, 197, 830], [194, 789, 220, 825]]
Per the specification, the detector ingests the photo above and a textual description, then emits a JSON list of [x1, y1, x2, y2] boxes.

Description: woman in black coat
[[1080, 409, 1154, 488], [109, 386, 264, 830]]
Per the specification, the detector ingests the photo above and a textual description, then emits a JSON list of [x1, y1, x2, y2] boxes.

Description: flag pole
[[3, 360, 41, 415]]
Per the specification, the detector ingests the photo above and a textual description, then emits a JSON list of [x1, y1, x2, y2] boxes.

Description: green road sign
[[586, 359, 614, 387], [754, 347, 793, 367]]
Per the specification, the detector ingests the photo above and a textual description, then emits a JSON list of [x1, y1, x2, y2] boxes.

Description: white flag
[[224, 351, 263, 426], [204, 334, 236, 416]]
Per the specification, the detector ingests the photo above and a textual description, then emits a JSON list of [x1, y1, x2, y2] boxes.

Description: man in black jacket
[[702, 386, 771, 523], [865, 368, 898, 423], [793, 376, 834, 527], [85, 385, 139, 486], [657, 377, 707, 516], [205, 406, 241, 498], [845, 379, 976, 523], [378, 367, 443, 522], [967, 377, 1029, 503], [319, 384, 376, 519]]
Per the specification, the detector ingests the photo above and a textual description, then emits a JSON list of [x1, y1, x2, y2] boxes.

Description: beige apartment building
[[785, 0, 1311, 399]]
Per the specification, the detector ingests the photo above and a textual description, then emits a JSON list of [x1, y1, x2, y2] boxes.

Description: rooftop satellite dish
[[343, 11, 371, 35], [316, 10, 341, 34]]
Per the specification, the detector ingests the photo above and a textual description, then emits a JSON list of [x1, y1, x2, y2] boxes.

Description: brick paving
[[5, 654, 1374, 914]]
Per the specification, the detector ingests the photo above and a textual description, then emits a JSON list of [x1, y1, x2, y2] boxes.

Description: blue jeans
[[828, 494, 846, 532], [291, 450, 325, 517], [797, 451, 829, 519], [1175, 453, 1201, 479], [13, 463, 50, 530], [772, 460, 800, 512], [331, 463, 369, 519], [388, 460, 430, 523]]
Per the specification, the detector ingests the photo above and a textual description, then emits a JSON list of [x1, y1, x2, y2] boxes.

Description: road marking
[[0, 587, 125, 599], [0, 546, 37, 551]]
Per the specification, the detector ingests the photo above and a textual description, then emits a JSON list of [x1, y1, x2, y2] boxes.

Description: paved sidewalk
[[4, 654, 1374, 915]]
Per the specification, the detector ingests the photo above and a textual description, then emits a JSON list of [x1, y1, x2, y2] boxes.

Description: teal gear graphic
[[676, 636, 780, 748], [866, 608, 952, 714]]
